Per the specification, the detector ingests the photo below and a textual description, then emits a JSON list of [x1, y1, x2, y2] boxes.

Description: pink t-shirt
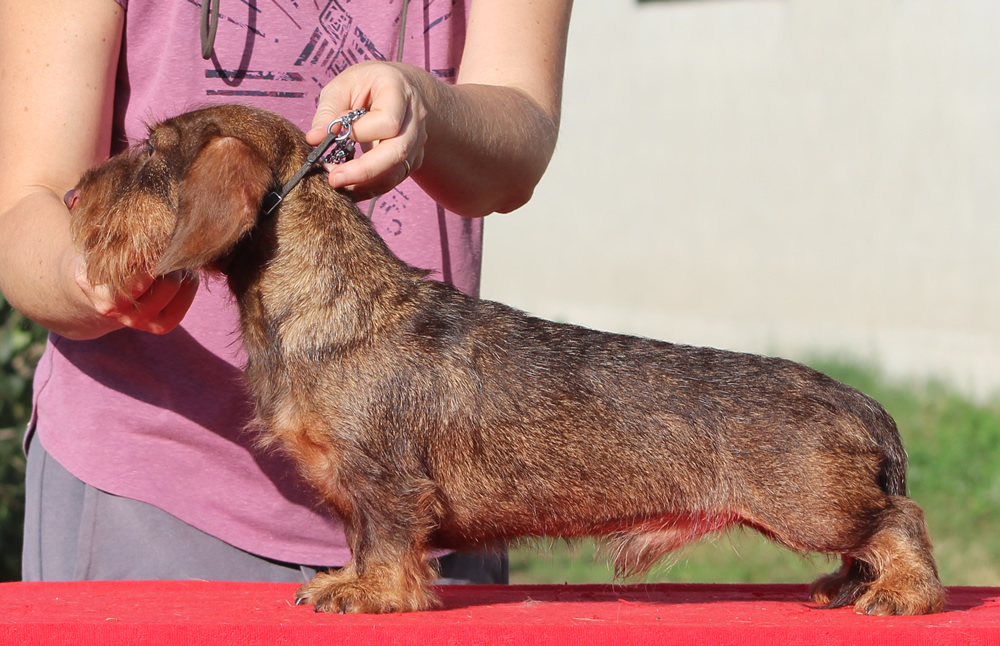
[[32, 0, 479, 566]]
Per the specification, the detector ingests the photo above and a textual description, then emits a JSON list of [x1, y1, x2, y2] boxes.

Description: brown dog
[[67, 104, 946, 615]]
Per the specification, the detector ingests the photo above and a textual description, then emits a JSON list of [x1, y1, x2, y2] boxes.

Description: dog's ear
[[155, 136, 272, 275]]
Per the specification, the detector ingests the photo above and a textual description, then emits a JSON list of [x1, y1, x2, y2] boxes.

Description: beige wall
[[480, 0, 1000, 400]]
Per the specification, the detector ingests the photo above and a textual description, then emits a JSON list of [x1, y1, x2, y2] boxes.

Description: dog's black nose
[[63, 189, 79, 210]]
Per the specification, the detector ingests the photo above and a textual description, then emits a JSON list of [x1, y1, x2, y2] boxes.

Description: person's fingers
[[156, 272, 200, 330], [76, 263, 198, 334], [329, 131, 423, 194], [75, 261, 153, 318], [346, 98, 408, 143], [308, 76, 358, 145], [122, 270, 199, 335]]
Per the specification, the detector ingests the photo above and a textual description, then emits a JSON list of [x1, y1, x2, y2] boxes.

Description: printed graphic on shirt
[[371, 186, 411, 237], [195, 0, 460, 229], [200, 0, 458, 101], [300, 1, 387, 78]]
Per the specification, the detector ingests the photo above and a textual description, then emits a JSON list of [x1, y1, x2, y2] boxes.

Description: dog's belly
[[431, 507, 741, 555], [428, 455, 742, 545]]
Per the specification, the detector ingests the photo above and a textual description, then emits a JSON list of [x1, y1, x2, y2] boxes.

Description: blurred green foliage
[[0, 296, 47, 581]]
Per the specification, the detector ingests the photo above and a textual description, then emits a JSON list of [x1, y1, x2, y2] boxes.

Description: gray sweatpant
[[22, 432, 507, 584]]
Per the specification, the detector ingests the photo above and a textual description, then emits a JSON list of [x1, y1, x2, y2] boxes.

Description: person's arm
[[0, 0, 197, 339], [308, 0, 572, 218]]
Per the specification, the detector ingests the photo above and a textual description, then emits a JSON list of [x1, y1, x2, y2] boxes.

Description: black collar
[[260, 108, 366, 216]]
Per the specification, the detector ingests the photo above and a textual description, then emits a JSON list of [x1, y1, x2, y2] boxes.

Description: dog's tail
[[863, 397, 908, 497]]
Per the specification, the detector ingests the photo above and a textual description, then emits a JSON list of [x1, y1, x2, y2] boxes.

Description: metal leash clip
[[261, 108, 367, 216], [322, 108, 367, 165]]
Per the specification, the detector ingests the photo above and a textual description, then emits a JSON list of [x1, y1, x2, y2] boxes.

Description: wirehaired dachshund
[[66, 104, 946, 615]]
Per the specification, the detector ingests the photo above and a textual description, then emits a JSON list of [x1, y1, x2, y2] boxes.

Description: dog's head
[[67, 104, 310, 296]]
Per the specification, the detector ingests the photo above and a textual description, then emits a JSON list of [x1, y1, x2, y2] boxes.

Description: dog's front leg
[[295, 494, 442, 613]]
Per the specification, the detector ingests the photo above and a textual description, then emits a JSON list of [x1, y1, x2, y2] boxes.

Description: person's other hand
[[74, 258, 199, 335]]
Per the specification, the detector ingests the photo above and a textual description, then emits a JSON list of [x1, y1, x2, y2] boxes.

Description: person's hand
[[307, 61, 426, 202], [74, 258, 199, 335], [304, 0, 570, 217]]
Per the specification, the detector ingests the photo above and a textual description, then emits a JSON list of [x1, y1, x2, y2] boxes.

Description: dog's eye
[[145, 141, 155, 156]]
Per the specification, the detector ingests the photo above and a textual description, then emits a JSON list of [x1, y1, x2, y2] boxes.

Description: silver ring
[[402, 159, 411, 179], [330, 120, 353, 142], [328, 108, 367, 141]]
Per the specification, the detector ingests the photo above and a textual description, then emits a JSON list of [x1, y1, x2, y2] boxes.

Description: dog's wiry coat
[[68, 104, 947, 615]]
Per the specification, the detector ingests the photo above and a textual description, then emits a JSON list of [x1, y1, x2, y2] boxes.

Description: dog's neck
[[229, 174, 427, 366]]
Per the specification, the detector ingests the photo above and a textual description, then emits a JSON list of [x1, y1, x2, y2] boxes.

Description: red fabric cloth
[[0, 582, 996, 645]]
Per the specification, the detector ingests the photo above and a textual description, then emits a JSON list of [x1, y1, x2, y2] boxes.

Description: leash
[[260, 108, 367, 216], [200, 0, 221, 59]]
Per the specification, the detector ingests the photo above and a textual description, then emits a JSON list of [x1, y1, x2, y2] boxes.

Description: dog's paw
[[295, 570, 439, 614], [809, 569, 872, 609], [853, 584, 947, 616], [808, 571, 846, 607]]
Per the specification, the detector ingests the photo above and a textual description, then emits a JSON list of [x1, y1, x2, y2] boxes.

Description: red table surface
[[0, 581, 997, 645]]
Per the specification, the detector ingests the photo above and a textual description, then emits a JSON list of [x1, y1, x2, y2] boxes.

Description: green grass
[[510, 359, 1000, 587]]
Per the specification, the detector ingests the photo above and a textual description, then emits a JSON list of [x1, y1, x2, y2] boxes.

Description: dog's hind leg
[[847, 496, 945, 615], [809, 496, 946, 615]]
